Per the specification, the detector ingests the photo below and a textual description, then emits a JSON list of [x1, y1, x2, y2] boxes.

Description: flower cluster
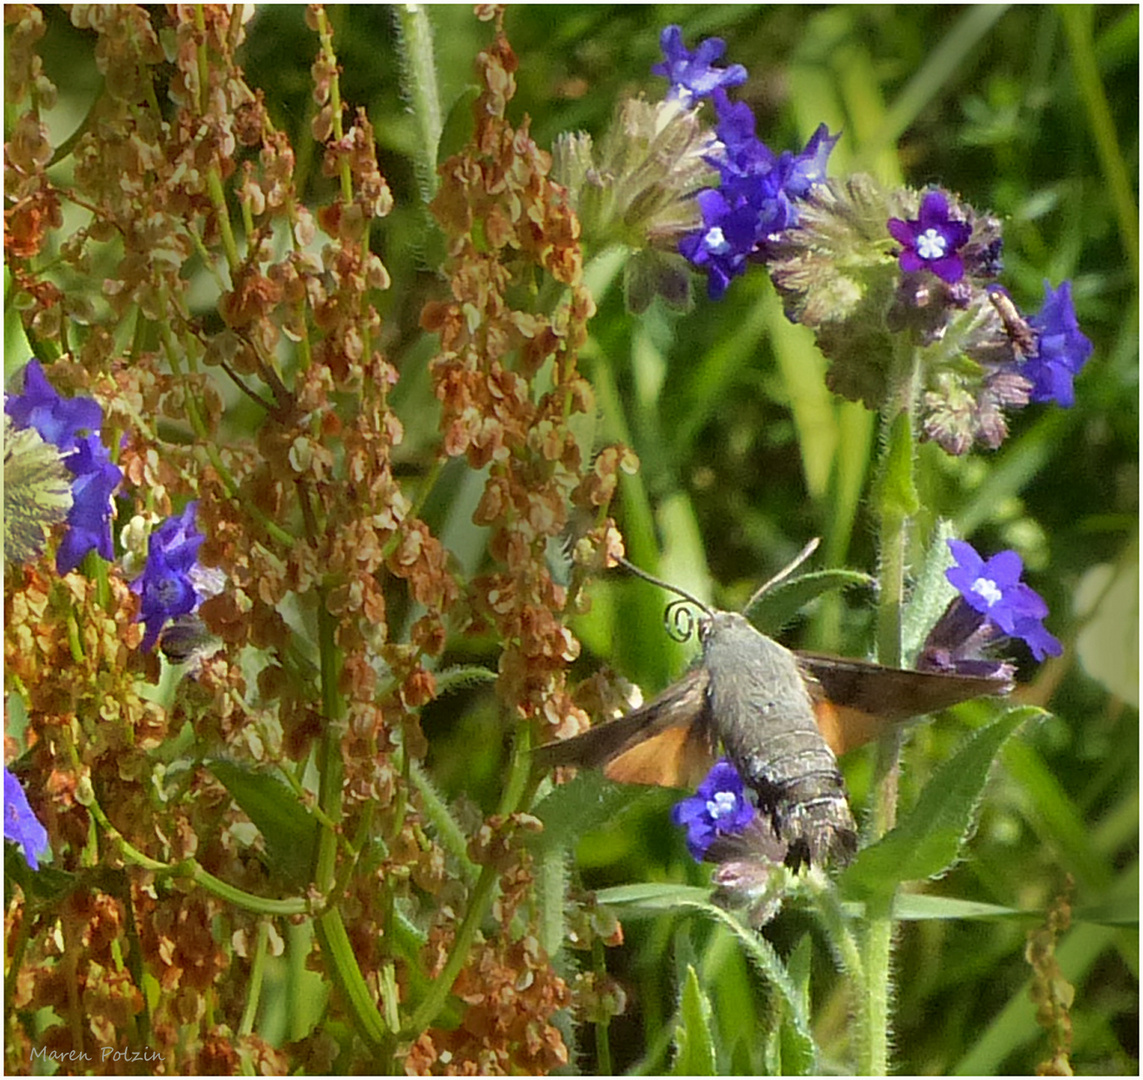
[[4, 766, 49, 870], [648, 28, 1093, 452], [5, 361, 122, 574], [919, 539, 1063, 675], [889, 195, 1093, 416], [656, 26, 838, 298]]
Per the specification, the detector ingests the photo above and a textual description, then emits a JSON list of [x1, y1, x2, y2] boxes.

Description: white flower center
[[706, 790, 738, 821], [916, 228, 948, 261], [971, 577, 1003, 607], [703, 226, 730, 255]]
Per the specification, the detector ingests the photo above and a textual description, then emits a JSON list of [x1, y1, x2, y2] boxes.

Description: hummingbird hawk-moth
[[535, 543, 1013, 871]]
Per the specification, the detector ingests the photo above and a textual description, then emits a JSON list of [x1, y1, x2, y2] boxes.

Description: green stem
[[592, 937, 613, 1076], [404, 858, 500, 1037], [3, 891, 32, 1019], [856, 343, 924, 1075], [393, 4, 443, 203], [312, 6, 354, 206], [807, 877, 864, 986], [310, 592, 390, 1048], [206, 167, 241, 274], [192, 5, 211, 115], [314, 907, 390, 1048], [313, 595, 345, 893], [238, 920, 270, 1036], [79, 780, 311, 916]]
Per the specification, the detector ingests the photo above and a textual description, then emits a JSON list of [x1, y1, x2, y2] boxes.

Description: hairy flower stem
[[394, 4, 443, 203], [857, 343, 924, 1074]]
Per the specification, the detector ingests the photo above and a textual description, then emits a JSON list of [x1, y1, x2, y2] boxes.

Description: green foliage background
[[11, 4, 1138, 1074]]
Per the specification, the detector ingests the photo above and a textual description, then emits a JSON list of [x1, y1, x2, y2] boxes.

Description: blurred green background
[[17, 4, 1137, 1074]]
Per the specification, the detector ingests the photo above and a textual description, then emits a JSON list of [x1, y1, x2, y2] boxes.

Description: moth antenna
[[664, 598, 702, 642], [742, 537, 821, 614], [613, 555, 713, 617]]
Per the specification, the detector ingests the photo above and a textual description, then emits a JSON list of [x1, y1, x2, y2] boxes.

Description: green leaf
[[774, 935, 814, 1074], [672, 965, 717, 1076], [435, 84, 479, 168], [594, 881, 716, 912], [4, 414, 72, 565], [409, 759, 478, 883], [840, 893, 1028, 921], [842, 706, 1041, 899], [529, 771, 662, 855], [5, 846, 72, 904], [534, 845, 570, 958], [628, 894, 820, 1074], [428, 664, 497, 696], [746, 566, 872, 635], [901, 519, 961, 662], [206, 759, 318, 890]]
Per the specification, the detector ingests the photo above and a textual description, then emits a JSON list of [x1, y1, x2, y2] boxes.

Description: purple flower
[[5, 361, 122, 574], [888, 190, 973, 284], [5, 360, 101, 453], [132, 502, 206, 652], [711, 91, 774, 176], [671, 758, 756, 861], [710, 93, 837, 222], [678, 186, 758, 299], [652, 25, 747, 106], [55, 435, 121, 574], [773, 123, 839, 200], [1023, 280, 1093, 407], [4, 767, 49, 870], [942, 539, 1063, 662], [678, 90, 839, 299]]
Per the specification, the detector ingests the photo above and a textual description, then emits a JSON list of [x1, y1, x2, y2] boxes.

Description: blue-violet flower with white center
[[671, 758, 756, 861], [939, 539, 1063, 663], [887, 189, 973, 285]]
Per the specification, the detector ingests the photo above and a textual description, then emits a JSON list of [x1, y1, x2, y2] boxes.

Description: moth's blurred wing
[[799, 652, 1012, 756], [533, 667, 715, 789]]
